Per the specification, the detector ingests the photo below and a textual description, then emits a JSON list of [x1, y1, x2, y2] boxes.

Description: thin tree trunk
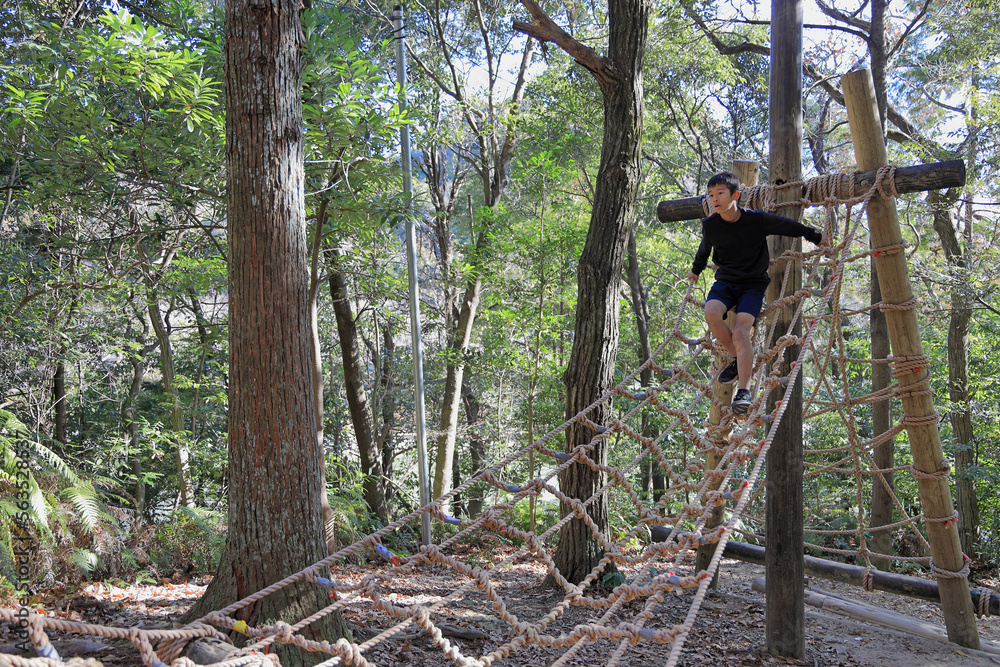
[[625, 224, 662, 498], [53, 360, 67, 447], [929, 189, 978, 555], [432, 277, 483, 511], [124, 325, 151, 519], [863, 0, 895, 571], [428, 40, 535, 514], [147, 293, 191, 508], [329, 255, 387, 523], [462, 382, 486, 518], [378, 320, 396, 507], [307, 201, 336, 551]]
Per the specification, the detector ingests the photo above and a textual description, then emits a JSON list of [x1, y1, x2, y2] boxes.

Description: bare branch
[[888, 0, 932, 57], [684, 5, 770, 56], [815, 0, 871, 33]]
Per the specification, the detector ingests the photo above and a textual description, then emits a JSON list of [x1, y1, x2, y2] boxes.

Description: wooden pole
[[765, 0, 804, 658], [841, 68, 980, 650], [695, 160, 758, 585], [656, 160, 966, 223]]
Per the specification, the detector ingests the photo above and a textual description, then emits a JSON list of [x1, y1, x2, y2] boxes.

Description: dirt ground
[[3, 556, 999, 666]]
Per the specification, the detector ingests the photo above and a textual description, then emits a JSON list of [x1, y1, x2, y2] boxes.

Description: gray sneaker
[[717, 359, 739, 384], [732, 388, 752, 415]]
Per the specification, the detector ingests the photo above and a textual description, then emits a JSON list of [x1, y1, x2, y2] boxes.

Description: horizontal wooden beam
[[655, 160, 966, 223], [650, 527, 998, 615]]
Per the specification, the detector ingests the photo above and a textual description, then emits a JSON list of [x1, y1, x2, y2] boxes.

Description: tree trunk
[[124, 326, 150, 519], [147, 292, 191, 509], [329, 258, 387, 524], [462, 382, 486, 518], [432, 277, 483, 512], [53, 360, 67, 447], [518, 0, 649, 585], [377, 320, 396, 507], [182, 2, 349, 659], [427, 40, 534, 515], [625, 224, 662, 498], [863, 0, 894, 572], [867, 263, 896, 571], [929, 189, 978, 555]]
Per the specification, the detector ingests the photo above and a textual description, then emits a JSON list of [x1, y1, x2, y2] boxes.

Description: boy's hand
[[819, 232, 830, 247], [688, 271, 699, 282]]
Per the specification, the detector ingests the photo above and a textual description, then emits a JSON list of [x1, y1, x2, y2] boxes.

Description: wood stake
[[765, 0, 805, 658], [842, 67, 980, 650]]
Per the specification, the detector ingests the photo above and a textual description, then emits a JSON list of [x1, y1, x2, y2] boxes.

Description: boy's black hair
[[707, 171, 741, 195]]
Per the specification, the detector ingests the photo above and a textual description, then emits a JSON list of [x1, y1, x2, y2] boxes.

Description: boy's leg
[[732, 312, 756, 391], [704, 299, 736, 358]]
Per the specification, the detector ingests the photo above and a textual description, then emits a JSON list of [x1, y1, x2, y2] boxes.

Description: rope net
[[4, 167, 967, 667]]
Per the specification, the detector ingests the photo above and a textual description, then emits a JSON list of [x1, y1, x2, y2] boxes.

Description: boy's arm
[[761, 212, 825, 245], [690, 230, 712, 279]]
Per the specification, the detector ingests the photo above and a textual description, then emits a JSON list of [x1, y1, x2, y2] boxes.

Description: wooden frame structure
[[655, 55, 982, 666]]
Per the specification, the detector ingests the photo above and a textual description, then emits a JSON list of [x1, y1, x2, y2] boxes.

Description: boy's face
[[707, 184, 740, 217]]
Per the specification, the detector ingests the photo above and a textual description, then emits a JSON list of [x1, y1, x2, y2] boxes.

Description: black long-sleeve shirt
[[690, 208, 822, 290]]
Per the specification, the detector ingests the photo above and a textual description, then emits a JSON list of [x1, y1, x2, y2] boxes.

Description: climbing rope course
[[3, 167, 976, 667]]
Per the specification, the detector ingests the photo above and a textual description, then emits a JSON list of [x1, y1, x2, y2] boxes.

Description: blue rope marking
[[37, 643, 59, 660]]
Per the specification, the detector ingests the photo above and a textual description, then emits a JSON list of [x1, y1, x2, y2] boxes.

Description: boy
[[687, 171, 828, 415]]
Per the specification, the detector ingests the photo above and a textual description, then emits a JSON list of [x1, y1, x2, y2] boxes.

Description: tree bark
[[929, 188, 978, 555], [182, 2, 349, 659], [517, 0, 649, 585], [868, 261, 896, 571]]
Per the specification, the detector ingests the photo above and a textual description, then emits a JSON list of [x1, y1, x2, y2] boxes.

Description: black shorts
[[706, 280, 765, 322]]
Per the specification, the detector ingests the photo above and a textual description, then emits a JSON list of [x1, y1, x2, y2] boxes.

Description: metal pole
[[393, 4, 431, 546]]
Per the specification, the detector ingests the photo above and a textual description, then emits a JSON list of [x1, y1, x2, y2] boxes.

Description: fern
[[62, 482, 107, 533], [0, 409, 118, 582]]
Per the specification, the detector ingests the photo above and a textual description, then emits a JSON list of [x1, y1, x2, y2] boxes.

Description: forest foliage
[[2, 0, 999, 592]]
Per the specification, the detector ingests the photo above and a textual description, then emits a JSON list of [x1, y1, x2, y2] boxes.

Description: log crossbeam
[[656, 160, 966, 223]]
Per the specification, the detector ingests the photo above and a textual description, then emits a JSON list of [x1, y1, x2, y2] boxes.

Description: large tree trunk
[[329, 257, 387, 524], [929, 189, 978, 555], [517, 0, 649, 585], [182, 2, 349, 659]]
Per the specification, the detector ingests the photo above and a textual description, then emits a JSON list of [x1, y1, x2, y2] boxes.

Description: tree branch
[[815, 0, 871, 32], [684, 6, 770, 56], [513, 0, 617, 89], [888, 0, 932, 57]]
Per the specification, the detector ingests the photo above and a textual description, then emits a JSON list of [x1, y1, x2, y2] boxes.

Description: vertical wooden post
[[765, 0, 805, 658], [696, 160, 758, 586], [842, 68, 981, 650]]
